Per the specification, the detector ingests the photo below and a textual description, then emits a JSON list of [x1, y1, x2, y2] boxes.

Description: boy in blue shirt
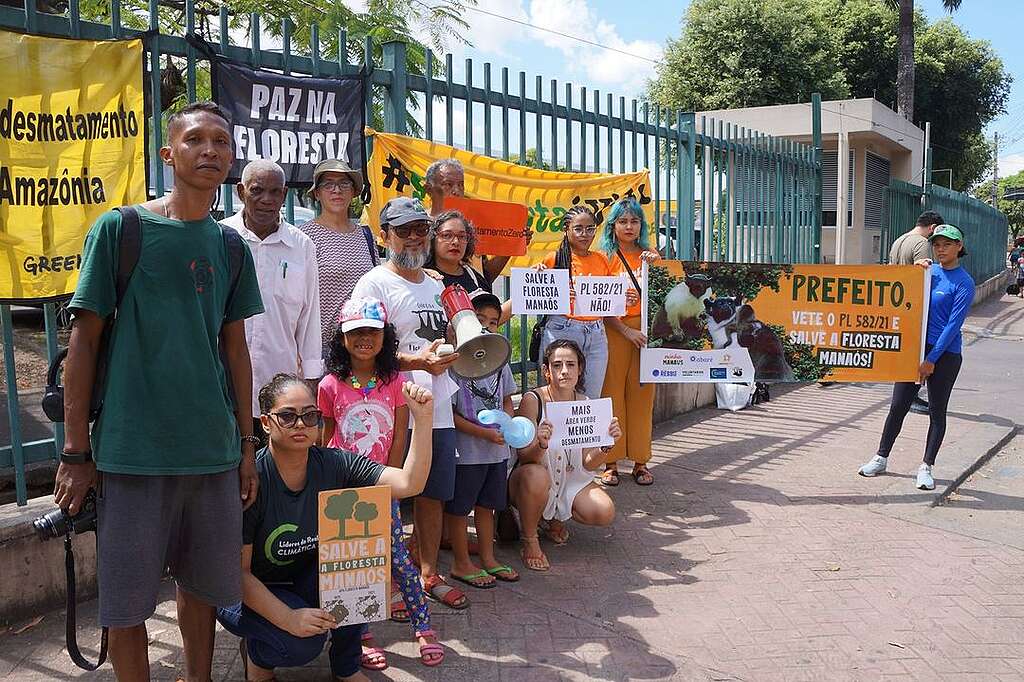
[[445, 291, 520, 587]]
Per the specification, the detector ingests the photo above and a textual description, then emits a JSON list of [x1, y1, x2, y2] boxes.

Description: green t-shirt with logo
[[243, 447, 384, 585], [69, 207, 264, 475]]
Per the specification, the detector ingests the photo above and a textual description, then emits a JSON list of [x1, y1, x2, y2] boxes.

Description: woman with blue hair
[[597, 198, 660, 487]]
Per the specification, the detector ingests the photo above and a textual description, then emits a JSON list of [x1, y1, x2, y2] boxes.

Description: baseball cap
[[469, 289, 502, 312], [339, 298, 388, 333], [380, 196, 430, 227], [309, 159, 363, 196], [929, 224, 963, 242]]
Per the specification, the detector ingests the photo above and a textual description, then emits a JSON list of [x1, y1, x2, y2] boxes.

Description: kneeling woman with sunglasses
[[217, 373, 434, 682]]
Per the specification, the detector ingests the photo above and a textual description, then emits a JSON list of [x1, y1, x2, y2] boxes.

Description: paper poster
[[546, 397, 614, 449], [510, 267, 571, 315], [643, 260, 929, 383], [317, 485, 391, 626], [574, 275, 627, 317], [441, 196, 529, 256]]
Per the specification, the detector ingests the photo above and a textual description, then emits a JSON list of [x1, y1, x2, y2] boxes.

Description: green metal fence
[[0, 0, 822, 505], [885, 178, 1009, 284]]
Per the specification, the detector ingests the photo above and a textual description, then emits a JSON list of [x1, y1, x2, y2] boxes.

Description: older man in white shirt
[[222, 160, 322, 441]]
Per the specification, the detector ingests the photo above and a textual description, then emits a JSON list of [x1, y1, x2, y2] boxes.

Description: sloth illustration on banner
[[365, 131, 653, 269]]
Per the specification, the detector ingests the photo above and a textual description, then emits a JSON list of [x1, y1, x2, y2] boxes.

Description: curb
[[932, 423, 1020, 507]]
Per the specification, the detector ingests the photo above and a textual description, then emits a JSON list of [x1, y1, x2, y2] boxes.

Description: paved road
[[1, 295, 1021, 681]]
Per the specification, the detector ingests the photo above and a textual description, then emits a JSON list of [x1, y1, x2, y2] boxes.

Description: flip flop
[[359, 631, 388, 671], [485, 564, 520, 582], [423, 574, 470, 609], [450, 569, 497, 589], [416, 629, 445, 667], [541, 519, 570, 545], [598, 468, 620, 487]]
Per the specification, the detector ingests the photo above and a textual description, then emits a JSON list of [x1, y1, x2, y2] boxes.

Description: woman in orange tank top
[[597, 198, 660, 487]]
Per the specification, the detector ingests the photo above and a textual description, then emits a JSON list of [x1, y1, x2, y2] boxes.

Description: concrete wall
[[653, 383, 717, 425], [0, 495, 96, 624]]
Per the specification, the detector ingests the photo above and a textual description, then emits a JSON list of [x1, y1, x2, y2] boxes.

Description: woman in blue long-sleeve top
[[859, 225, 975, 490]]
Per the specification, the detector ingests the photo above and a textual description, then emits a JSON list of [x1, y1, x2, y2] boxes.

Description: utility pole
[[991, 132, 999, 206]]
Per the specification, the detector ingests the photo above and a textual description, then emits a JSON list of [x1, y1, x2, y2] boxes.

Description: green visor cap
[[929, 224, 963, 242]]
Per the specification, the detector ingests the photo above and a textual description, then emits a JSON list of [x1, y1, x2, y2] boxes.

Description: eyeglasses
[[268, 409, 322, 428], [435, 231, 468, 243], [390, 223, 431, 238], [318, 180, 354, 192], [571, 226, 598, 236]]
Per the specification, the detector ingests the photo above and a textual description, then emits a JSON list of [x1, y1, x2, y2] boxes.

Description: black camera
[[32, 489, 97, 540]]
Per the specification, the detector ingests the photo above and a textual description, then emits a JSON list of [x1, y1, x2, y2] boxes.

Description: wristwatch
[[60, 450, 93, 464], [240, 435, 261, 448]]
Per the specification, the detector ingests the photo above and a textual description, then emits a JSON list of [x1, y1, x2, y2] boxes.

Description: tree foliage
[[650, 0, 1011, 191], [324, 490, 359, 539], [352, 501, 379, 537], [974, 169, 1024, 241]]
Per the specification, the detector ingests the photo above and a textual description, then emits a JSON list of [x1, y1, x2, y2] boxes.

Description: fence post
[[680, 112, 696, 260], [382, 41, 407, 135], [811, 93, 823, 264], [1, 305, 26, 505]]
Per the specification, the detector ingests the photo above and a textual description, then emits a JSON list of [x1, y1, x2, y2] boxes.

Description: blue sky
[[442, 0, 1023, 177]]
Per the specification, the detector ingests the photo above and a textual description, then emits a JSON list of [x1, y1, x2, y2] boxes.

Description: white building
[[699, 98, 926, 264]]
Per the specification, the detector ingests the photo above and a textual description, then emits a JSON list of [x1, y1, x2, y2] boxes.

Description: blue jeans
[[540, 316, 609, 399], [216, 564, 362, 678]]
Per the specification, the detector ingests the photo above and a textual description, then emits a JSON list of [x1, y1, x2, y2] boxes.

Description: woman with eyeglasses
[[216, 372, 436, 682], [299, 159, 380, 355], [425, 210, 513, 322], [535, 205, 625, 400]]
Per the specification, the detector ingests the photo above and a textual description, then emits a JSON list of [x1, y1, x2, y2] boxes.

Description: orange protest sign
[[441, 196, 529, 256], [317, 485, 391, 626]]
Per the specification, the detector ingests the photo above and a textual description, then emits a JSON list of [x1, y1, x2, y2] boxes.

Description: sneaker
[[916, 464, 935, 490], [858, 455, 888, 477]]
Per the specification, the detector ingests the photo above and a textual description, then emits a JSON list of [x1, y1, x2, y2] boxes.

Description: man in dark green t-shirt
[[53, 101, 264, 681]]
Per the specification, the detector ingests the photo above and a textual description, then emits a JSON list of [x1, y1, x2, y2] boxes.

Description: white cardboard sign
[[510, 267, 571, 316], [546, 397, 614, 449], [573, 275, 627, 317]]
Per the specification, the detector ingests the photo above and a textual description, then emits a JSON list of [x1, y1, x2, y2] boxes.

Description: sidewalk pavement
[[0, 296, 1022, 681]]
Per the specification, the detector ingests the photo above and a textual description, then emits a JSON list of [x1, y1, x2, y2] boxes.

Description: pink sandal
[[417, 629, 445, 667], [360, 630, 388, 671]]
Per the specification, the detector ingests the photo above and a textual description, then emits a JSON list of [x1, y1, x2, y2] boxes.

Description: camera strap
[[64, 534, 108, 671]]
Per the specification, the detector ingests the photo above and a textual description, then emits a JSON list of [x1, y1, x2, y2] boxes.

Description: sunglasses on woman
[[268, 409, 322, 428]]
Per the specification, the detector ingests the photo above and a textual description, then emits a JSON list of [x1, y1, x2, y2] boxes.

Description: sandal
[[389, 584, 410, 622], [598, 467, 620, 487], [541, 518, 570, 545], [239, 639, 276, 682], [359, 631, 388, 671], [422, 574, 470, 609], [416, 629, 445, 667], [632, 464, 654, 486], [520, 535, 550, 572], [485, 564, 520, 582], [451, 569, 496, 589]]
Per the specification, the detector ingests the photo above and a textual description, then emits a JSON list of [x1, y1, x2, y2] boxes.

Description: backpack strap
[[220, 225, 245, 319], [527, 389, 544, 423], [361, 225, 380, 266], [113, 206, 142, 307]]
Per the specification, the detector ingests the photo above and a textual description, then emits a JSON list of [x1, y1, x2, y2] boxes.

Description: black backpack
[[42, 206, 245, 423]]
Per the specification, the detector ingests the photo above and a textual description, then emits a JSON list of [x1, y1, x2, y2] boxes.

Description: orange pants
[[601, 315, 654, 466]]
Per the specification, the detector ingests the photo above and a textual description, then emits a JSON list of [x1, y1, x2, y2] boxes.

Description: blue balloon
[[477, 409, 536, 449]]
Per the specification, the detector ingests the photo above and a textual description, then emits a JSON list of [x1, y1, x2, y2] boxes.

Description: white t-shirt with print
[[351, 266, 457, 428]]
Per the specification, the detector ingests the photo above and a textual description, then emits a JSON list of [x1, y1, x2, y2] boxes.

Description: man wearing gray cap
[[351, 197, 470, 610]]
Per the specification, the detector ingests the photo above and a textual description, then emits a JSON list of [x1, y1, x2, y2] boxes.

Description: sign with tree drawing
[[317, 485, 391, 626]]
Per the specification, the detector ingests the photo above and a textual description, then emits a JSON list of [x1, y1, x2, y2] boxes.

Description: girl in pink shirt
[[318, 298, 443, 669]]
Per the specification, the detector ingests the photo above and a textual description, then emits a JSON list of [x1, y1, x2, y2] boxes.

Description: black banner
[[213, 62, 365, 187]]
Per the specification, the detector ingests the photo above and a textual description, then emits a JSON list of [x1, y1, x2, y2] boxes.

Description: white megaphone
[[438, 285, 511, 380]]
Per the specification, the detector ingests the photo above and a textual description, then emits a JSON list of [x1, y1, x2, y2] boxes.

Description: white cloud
[[525, 0, 661, 91], [999, 153, 1024, 178]]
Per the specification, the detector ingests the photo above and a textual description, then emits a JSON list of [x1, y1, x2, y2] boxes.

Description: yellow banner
[[366, 131, 653, 267], [0, 30, 146, 302], [645, 261, 928, 383]]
